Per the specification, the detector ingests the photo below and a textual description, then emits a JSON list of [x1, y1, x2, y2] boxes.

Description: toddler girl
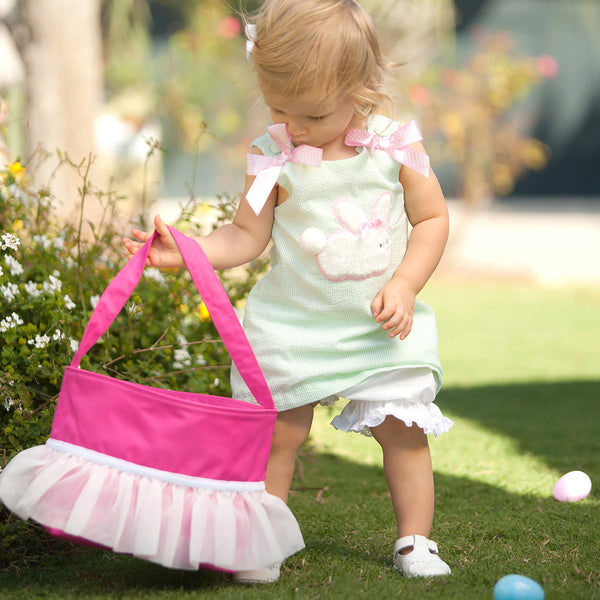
[[124, 0, 453, 584]]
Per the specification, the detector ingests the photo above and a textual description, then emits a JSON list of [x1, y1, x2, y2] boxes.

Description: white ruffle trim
[[0, 445, 305, 571], [330, 398, 454, 438]]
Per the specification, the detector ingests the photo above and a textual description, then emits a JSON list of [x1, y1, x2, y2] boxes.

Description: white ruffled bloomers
[[0, 441, 305, 572], [331, 398, 454, 437], [321, 367, 454, 438]]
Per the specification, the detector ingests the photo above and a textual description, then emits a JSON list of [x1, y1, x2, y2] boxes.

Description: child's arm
[[123, 149, 277, 270], [371, 143, 449, 339]]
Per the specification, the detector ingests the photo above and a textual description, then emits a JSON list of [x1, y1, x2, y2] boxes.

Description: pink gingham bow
[[344, 120, 430, 178], [246, 123, 323, 215]]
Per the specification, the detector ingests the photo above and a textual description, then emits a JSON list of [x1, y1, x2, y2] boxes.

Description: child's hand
[[122, 215, 184, 269], [371, 276, 416, 339]]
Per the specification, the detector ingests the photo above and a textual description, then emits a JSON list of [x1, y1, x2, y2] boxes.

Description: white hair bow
[[245, 23, 256, 60]]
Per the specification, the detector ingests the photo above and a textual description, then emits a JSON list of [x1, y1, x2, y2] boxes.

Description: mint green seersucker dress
[[230, 115, 451, 436]]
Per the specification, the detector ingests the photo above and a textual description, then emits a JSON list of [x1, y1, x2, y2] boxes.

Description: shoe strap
[[394, 535, 439, 555]]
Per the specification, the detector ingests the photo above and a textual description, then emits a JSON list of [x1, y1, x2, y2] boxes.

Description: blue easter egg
[[494, 574, 545, 600]]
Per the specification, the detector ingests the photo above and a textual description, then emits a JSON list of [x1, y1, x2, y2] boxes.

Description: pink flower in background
[[440, 69, 460, 89], [218, 16, 242, 38], [409, 86, 432, 106], [537, 54, 559, 79], [469, 25, 488, 43]]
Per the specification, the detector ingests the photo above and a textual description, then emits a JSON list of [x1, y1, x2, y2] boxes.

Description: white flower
[[69, 338, 79, 353], [126, 301, 140, 315], [0, 233, 20, 251], [1, 282, 19, 302], [173, 333, 192, 369], [5, 255, 24, 276], [7, 184, 28, 203], [53, 236, 66, 250], [90, 295, 100, 308], [28, 334, 50, 349], [0, 265, 3, 277], [0, 312, 23, 333], [43, 274, 62, 293], [3, 396, 14, 411], [32, 234, 52, 250], [143, 268, 166, 285], [64, 294, 76, 310], [24, 281, 42, 297], [52, 329, 65, 342]]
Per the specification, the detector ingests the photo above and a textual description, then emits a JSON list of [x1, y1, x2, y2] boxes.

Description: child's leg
[[371, 415, 434, 538], [370, 415, 450, 577], [265, 404, 315, 502], [234, 405, 314, 584]]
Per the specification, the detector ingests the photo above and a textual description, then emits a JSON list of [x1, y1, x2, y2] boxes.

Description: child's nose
[[287, 119, 307, 136]]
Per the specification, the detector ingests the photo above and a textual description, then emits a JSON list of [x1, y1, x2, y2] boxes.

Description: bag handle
[[70, 226, 274, 410]]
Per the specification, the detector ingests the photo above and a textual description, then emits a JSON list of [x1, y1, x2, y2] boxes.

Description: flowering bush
[[403, 29, 558, 204], [0, 154, 267, 461], [0, 151, 269, 562]]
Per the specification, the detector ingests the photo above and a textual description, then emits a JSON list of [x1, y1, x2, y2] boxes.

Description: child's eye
[[310, 114, 329, 122]]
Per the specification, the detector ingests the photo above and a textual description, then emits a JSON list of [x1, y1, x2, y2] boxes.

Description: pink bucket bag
[[0, 226, 304, 572]]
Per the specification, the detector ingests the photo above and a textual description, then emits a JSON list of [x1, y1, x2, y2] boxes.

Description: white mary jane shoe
[[393, 534, 451, 578], [233, 562, 281, 584]]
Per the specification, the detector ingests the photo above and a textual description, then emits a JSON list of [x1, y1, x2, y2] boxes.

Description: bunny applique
[[299, 192, 393, 281]]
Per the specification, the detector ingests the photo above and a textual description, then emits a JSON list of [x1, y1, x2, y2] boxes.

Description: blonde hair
[[247, 0, 392, 118]]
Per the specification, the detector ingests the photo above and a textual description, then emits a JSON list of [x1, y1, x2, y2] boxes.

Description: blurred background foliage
[[96, 0, 587, 206], [402, 28, 556, 203], [4, 0, 590, 215], [96, 0, 264, 204]]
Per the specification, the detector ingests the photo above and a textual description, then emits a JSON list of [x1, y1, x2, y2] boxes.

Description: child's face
[[260, 84, 362, 154]]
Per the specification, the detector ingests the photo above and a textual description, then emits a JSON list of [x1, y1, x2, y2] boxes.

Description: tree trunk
[[23, 0, 103, 222]]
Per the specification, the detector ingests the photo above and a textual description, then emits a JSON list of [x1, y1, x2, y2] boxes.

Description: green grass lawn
[[1, 281, 599, 599]]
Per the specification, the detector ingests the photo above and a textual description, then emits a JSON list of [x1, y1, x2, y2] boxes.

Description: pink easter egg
[[552, 470, 592, 502]]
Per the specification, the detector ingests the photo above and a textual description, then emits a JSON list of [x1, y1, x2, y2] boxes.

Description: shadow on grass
[[1, 380, 599, 598], [436, 379, 600, 492], [1, 457, 598, 599], [289, 448, 599, 598]]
